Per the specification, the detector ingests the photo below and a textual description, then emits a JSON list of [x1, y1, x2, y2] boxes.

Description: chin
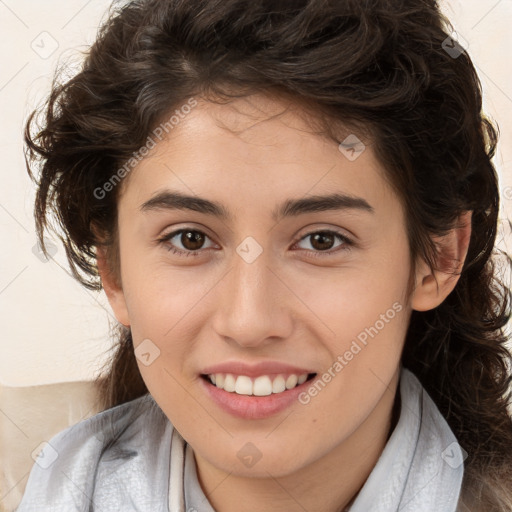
[[202, 441, 311, 479]]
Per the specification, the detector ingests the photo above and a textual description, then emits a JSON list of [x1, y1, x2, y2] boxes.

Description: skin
[[98, 93, 472, 512]]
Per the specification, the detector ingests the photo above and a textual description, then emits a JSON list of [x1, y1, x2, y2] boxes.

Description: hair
[[24, 0, 512, 509]]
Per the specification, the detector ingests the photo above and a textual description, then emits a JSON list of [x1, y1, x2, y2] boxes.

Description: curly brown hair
[[24, 0, 512, 510]]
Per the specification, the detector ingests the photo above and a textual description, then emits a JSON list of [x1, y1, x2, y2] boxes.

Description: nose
[[211, 247, 293, 349]]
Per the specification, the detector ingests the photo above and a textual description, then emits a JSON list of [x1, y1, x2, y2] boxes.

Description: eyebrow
[[140, 190, 374, 222]]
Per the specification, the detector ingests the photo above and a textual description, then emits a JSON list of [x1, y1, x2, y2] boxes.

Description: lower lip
[[200, 376, 314, 420]]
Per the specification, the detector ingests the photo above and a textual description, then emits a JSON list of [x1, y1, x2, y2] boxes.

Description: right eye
[[158, 228, 217, 257]]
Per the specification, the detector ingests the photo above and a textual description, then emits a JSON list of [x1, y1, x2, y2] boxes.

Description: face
[[107, 93, 417, 479]]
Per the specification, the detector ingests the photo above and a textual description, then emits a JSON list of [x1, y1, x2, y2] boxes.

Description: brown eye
[[180, 230, 206, 250], [159, 228, 216, 256], [294, 230, 353, 257], [309, 232, 336, 251]]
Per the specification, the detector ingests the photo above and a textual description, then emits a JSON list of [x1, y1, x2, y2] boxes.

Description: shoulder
[[16, 393, 171, 511]]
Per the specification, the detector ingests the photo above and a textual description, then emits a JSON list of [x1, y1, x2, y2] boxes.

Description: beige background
[[0, 0, 511, 510]]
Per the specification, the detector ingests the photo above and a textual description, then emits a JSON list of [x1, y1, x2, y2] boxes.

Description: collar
[[170, 366, 465, 512], [14, 365, 464, 512]]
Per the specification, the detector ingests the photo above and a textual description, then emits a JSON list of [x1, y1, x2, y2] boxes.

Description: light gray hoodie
[[15, 366, 465, 512]]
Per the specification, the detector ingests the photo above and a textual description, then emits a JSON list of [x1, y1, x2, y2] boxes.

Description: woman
[[17, 0, 512, 510]]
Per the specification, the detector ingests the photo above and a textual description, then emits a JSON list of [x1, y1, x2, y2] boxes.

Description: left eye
[[158, 228, 353, 257], [293, 230, 353, 255]]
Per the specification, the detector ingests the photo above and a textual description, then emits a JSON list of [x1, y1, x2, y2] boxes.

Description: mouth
[[200, 372, 317, 396], [199, 361, 318, 419]]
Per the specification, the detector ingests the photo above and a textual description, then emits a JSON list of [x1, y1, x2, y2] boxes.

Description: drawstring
[[168, 427, 186, 512]]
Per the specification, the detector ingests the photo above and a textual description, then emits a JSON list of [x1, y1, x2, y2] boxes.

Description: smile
[[204, 372, 315, 396], [200, 371, 318, 419]]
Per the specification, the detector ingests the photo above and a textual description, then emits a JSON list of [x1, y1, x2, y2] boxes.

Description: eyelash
[[157, 228, 354, 259]]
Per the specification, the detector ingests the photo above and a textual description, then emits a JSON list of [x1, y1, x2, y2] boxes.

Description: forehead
[[119, 93, 400, 220]]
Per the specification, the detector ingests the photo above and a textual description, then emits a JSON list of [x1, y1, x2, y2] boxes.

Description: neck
[[194, 370, 402, 512]]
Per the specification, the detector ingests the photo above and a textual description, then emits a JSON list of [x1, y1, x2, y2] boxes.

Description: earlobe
[[411, 211, 472, 312], [96, 246, 131, 327]]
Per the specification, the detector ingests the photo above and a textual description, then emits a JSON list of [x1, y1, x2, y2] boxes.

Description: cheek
[[287, 253, 411, 394], [290, 256, 409, 338], [120, 242, 207, 332], [122, 263, 216, 394]]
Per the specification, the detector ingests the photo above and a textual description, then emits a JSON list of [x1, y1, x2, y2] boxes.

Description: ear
[[96, 245, 131, 327], [411, 211, 472, 312]]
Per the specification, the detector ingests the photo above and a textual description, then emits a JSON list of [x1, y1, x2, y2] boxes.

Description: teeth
[[253, 376, 272, 396], [216, 374, 225, 388], [235, 375, 253, 395], [285, 374, 298, 389], [224, 374, 236, 392], [272, 375, 286, 393], [207, 372, 310, 396]]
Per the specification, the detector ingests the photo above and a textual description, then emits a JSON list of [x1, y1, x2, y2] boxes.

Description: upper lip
[[201, 360, 316, 378]]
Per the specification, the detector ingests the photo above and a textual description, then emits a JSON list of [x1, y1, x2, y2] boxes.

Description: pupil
[[312, 232, 334, 250], [183, 231, 204, 250]]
